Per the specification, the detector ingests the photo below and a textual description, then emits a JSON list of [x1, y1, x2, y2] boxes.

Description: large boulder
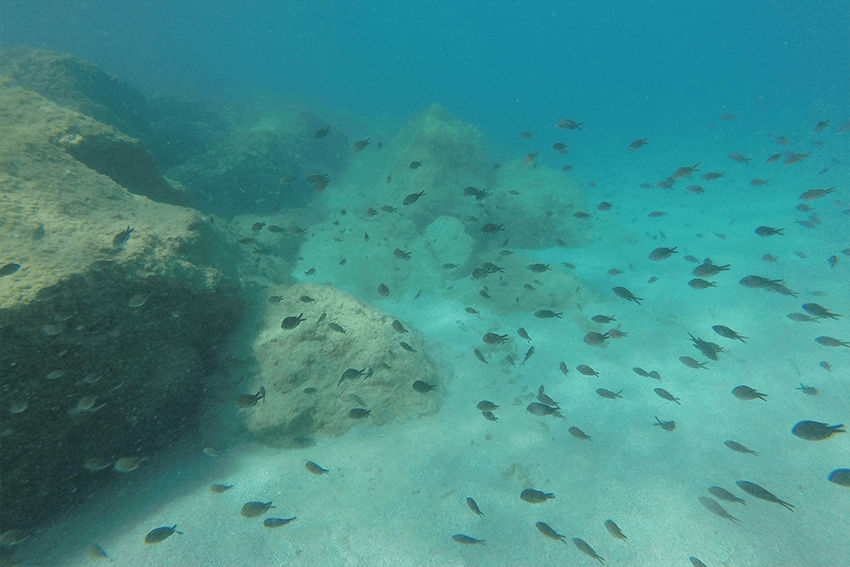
[[0, 79, 252, 534], [244, 283, 441, 447], [0, 47, 152, 142]]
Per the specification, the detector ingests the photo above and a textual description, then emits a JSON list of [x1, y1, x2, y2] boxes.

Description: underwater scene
[[0, 1, 847, 566]]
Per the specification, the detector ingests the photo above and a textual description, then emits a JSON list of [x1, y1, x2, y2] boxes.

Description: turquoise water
[[2, 1, 848, 566]]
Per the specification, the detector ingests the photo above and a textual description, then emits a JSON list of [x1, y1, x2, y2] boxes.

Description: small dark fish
[[604, 519, 626, 539], [536, 521, 568, 544], [569, 426, 591, 440], [399, 341, 416, 352], [526, 402, 563, 418], [264, 517, 297, 528], [377, 283, 390, 297], [409, 160, 423, 169], [815, 336, 850, 347], [522, 346, 535, 365], [596, 388, 623, 399], [591, 315, 616, 323], [412, 380, 435, 392], [632, 367, 650, 377], [482, 410, 498, 422], [791, 420, 846, 441], [702, 171, 725, 180], [577, 364, 598, 376], [281, 313, 306, 330], [797, 383, 818, 395], [654, 388, 680, 404], [584, 331, 610, 346], [267, 225, 284, 233], [559, 362, 569, 376], [403, 191, 426, 205], [210, 483, 234, 493], [0, 263, 21, 277], [688, 278, 716, 289], [315, 126, 331, 138], [654, 416, 675, 431], [728, 152, 751, 163], [650, 246, 678, 261], [304, 268, 316, 276], [597, 201, 613, 210], [783, 152, 811, 165], [534, 310, 562, 319], [612, 286, 642, 305], [699, 497, 738, 523], [693, 259, 731, 277], [573, 211, 592, 219], [755, 225, 784, 237], [725, 440, 758, 455], [348, 408, 371, 419], [306, 461, 329, 475], [709, 486, 746, 505], [483, 332, 509, 345], [712, 325, 747, 342], [477, 400, 499, 411], [338, 368, 366, 385], [750, 178, 770, 186], [473, 349, 488, 363], [112, 226, 134, 249], [527, 263, 551, 273], [573, 538, 605, 564], [144, 525, 183, 544], [732, 385, 768, 401], [328, 323, 346, 334], [799, 188, 835, 201], [252, 222, 266, 232], [628, 138, 648, 151], [803, 303, 841, 319], [648, 211, 666, 218], [241, 501, 275, 518], [237, 237, 254, 244], [680, 356, 708, 369], [537, 385, 558, 406], [452, 534, 485, 545], [736, 481, 794, 511], [236, 386, 266, 409], [466, 497, 484, 516], [481, 223, 505, 233], [690, 557, 708, 567], [556, 119, 583, 130], [353, 138, 370, 152], [524, 151, 539, 164], [521, 488, 555, 503]]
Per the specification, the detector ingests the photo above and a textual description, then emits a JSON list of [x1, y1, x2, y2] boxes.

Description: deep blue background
[[2, 0, 846, 147]]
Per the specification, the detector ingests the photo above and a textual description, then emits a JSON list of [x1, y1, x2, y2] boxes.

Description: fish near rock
[[112, 226, 134, 249], [281, 314, 306, 330]]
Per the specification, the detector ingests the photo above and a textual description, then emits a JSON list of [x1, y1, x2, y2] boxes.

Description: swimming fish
[[736, 481, 794, 511], [466, 497, 484, 516], [281, 314, 306, 330], [791, 421, 846, 441], [596, 388, 623, 399], [144, 525, 183, 544], [732, 385, 767, 401], [210, 484, 233, 493], [264, 517, 297, 528], [452, 534, 485, 545], [0, 263, 21, 277], [828, 468, 850, 488], [236, 386, 266, 409], [612, 286, 642, 304], [709, 486, 746, 505], [521, 489, 555, 503], [654, 388, 680, 404], [535, 521, 568, 544], [412, 380, 435, 392], [712, 325, 748, 342], [604, 519, 626, 539], [569, 426, 592, 440], [724, 440, 758, 455], [654, 417, 675, 431], [573, 538, 605, 564], [306, 461, 329, 475], [241, 501, 275, 518], [112, 226, 134, 249], [699, 497, 738, 522]]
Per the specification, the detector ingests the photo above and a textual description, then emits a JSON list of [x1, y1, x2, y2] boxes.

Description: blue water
[[2, 1, 848, 566]]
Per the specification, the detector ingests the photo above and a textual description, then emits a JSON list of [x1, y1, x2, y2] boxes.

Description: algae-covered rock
[[0, 46, 152, 141], [167, 106, 350, 216], [244, 283, 441, 447]]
